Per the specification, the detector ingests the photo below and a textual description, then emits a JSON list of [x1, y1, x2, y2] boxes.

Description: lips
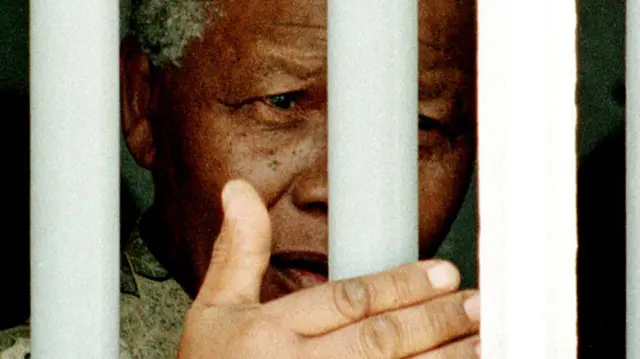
[[270, 252, 329, 291]]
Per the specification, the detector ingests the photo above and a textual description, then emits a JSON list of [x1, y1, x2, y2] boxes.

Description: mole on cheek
[[268, 159, 280, 170]]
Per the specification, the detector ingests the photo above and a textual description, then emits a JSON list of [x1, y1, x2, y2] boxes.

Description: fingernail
[[464, 294, 480, 321], [221, 180, 242, 208], [425, 261, 459, 290]]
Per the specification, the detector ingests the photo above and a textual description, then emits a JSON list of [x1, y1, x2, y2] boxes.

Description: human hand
[[177, 179, 481, 359]]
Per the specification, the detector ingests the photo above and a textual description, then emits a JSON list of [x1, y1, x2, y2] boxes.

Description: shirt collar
[[120, 215, 171, 296]]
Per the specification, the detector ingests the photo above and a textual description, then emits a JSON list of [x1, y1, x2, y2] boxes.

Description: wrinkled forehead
[[129, 0, 475, 67], [175, 0, 475, 101], [216, 0, 475, 44]]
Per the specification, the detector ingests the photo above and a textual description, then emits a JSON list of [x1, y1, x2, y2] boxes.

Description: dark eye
[[265, 92, 300, 110], [418, 115, 440, 131]]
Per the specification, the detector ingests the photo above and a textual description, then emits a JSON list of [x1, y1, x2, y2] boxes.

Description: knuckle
[[333, 278, 373, 320], [421, 298, 467, 342], [422, 308, 448, 340], [359, 314, 402, 359], [387, 267, 418, 307]]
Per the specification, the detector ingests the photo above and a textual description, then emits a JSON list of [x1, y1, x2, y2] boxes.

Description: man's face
[[122, 0, 476, 301]]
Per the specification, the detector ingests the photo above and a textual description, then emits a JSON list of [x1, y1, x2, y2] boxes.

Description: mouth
[[270, 251, 329, 291]]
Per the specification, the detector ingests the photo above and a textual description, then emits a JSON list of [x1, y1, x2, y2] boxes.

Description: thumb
[[195, 179, 272, 306]]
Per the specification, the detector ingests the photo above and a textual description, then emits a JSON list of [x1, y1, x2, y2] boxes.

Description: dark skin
[[122, 0, 476, 302], [123, 0, 480, 357]]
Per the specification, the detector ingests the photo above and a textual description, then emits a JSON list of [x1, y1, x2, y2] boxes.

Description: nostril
[[301, 201, 328, 215], [292, 171, 328, 215]]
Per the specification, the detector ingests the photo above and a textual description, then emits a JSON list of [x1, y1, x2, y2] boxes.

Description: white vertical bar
[[30, 1, 120, 358], [627, 0, 640, 355], [477, 0, 577, 357], [328, 0, 419, 281]]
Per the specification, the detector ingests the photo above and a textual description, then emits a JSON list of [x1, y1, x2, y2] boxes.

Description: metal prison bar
[[328, 0, 419, 281], [627, 0, 640, 356], [476, 0, 577, 357], [29, 0, 624, 358], [30, 0, 120, 358]]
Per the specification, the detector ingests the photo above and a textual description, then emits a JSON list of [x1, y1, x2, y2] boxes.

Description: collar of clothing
[[121, 213, 172, 297], [0, 212, 193, 359]]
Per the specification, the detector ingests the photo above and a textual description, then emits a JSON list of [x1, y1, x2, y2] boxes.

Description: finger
[[409, 335, 480, 359], [304, 290, 480, 359], [195, 179, 272, 306], [264, 260, 461, 336]]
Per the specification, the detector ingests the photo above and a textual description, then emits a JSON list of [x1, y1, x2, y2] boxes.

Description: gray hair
[[121, 0, 224, 67]]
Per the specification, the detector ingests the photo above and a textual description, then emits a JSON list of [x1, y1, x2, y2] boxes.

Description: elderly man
[[1, 0, 478, 358]]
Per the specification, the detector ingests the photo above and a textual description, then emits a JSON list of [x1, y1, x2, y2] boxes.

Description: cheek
[[418, 162, 457, 232], [417, 142, 473, 249], [177, 105, 319, 208], [174, 110, 231, 200], [227, 134, 321, 209], [171, 104, 285, 192]]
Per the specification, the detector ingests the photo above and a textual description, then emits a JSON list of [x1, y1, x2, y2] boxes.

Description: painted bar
[[327, 0, 419, 281], [627, 0, 640, 355], [477, 0, 578, 357], [30, 0, 120, 357]]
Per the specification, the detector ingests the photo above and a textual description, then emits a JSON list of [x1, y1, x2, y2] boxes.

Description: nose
[[292, 166, 328, 216], [291, 105, 329, 216]]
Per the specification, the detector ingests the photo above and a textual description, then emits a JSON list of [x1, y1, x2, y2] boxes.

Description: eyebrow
[[256, 42, 446, 79], [269, 55, 325, 81], [253, 37, 326, 80], [248, 28, 459, 98]]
